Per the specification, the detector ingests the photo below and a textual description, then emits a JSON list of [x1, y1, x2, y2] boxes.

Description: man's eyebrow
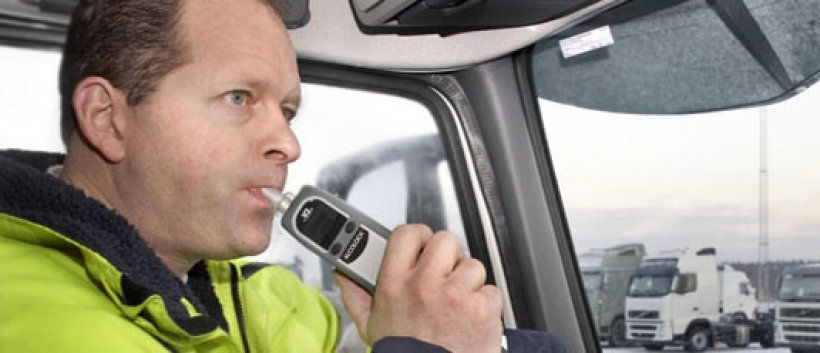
[[233, 75, 268, 91]]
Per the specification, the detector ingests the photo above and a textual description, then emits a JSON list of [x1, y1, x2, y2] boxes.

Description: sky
[[2, 44, 819, 265]]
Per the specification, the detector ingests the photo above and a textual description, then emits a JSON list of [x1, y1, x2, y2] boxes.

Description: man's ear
[[72, 77, 128, 163]]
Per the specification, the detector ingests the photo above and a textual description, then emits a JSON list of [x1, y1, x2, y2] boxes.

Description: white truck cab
[[774, 263, 820, 352], [626, 247, 771, 351]]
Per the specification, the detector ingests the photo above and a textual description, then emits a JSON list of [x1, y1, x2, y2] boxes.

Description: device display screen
[[295, 199, 348, 249]]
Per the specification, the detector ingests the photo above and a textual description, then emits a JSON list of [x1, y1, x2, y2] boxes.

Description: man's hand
[[334, 224, 503, 353]]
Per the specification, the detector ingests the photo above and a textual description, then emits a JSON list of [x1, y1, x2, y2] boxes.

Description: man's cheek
[[178, 142, 237, 186]]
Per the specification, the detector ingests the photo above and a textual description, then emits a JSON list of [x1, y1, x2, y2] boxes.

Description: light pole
[[757, 106, 770, 302]]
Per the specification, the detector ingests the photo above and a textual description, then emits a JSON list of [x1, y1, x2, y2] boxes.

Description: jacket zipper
[[230, 265, 251, 352]]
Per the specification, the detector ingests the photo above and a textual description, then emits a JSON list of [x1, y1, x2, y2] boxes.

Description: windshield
[[779, 273, 820, 301], [628, 274, 673, 297]]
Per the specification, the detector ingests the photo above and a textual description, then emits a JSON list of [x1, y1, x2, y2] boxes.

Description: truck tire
[[726, 322, 750, 348], [609, 317, 628, 347], [759, 333, 775, 348], [643, 344, 664, 351], [683, 327, 710, 351]]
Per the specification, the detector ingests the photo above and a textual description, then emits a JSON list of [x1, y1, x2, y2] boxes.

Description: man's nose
[[259, 109, 301, 164]]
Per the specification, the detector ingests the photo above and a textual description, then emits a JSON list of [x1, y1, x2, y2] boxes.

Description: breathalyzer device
[[264, 185, 509, 352], [263, 185, 389, 294]]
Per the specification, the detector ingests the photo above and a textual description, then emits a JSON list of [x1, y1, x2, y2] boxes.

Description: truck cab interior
[[2, 0, 820, 351]]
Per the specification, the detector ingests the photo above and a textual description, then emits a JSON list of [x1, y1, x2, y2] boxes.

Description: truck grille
[[628, 310, 659, 319], [785, 335, 820, 343], [779, 319, 820, 346], [784, 325, 820, 333], [628, 322, 660, 340], [777, 303, 820, 346], [781, 308, 820, 319]]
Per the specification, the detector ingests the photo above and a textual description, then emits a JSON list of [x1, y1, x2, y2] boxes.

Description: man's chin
[[231, 233, 273, 258]]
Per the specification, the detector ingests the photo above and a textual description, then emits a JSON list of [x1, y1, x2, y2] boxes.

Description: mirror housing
[[350, 0, 600, 33]]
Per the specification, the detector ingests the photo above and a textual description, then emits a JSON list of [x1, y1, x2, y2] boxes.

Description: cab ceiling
[[0, 0, 625, 72], [289, 0, 625, 72]]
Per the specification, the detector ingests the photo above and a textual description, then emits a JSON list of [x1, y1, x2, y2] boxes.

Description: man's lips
[[247, 187, 273, 206]]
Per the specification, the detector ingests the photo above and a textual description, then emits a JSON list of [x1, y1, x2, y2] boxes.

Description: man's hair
[[58, 0, 288, 146], [59, 0, 188, 145]]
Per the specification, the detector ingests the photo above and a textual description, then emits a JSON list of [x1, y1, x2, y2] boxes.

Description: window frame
[[440, 51, 598, 351]]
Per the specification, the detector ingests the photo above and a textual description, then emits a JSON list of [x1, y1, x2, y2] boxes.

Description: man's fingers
[[333, 271, 372, 340], [377, 224, 433, 279], [447, 258, 487, 291], [416, 231, 466, 276], [476, 284, 504, 326]]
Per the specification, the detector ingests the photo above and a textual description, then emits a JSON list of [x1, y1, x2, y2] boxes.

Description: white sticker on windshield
[[559, 26, 614, 59]]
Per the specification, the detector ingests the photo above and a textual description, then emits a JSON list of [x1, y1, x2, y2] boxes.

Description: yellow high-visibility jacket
[[0, 153, 338, 352]]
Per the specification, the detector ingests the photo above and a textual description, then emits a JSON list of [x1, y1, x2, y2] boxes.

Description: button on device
[[330, 242, 343, 255], [344, 221, 357, 233]]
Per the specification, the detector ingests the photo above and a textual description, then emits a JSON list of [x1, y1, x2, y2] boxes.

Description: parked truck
[[624, 247, 774, 351], [774, 263, 820, 352], [578, 243, 645, 347]]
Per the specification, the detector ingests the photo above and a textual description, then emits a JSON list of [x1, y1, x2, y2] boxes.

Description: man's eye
[[226, 91, 249, 106]]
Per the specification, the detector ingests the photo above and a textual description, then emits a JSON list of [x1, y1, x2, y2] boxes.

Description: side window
[[740, 283, 751, 296], [676, 274, 697, 294], [0, 47, 63, 152]]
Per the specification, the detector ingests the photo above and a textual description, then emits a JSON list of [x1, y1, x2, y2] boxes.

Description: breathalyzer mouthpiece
[[262, 188, 294, 215]]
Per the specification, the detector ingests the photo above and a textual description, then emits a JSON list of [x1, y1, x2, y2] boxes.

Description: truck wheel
[[759, 333, 775, 348], [643, 344, 664, 351], [609, 318, 628, 347], [683, 327, 710, 351]]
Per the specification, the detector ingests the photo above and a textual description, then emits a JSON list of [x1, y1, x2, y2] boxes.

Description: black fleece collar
[[0, 150, 214, 332]]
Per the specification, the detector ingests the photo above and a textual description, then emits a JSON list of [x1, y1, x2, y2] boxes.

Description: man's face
[[113, 0, 301, 267]]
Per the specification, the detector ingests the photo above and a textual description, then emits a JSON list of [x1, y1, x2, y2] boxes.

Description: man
[[0, 0, 564, 352]]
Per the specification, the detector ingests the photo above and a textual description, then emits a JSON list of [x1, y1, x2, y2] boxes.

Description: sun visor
[[350, 0, 600, 33], [532, 0, 820, 114]]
